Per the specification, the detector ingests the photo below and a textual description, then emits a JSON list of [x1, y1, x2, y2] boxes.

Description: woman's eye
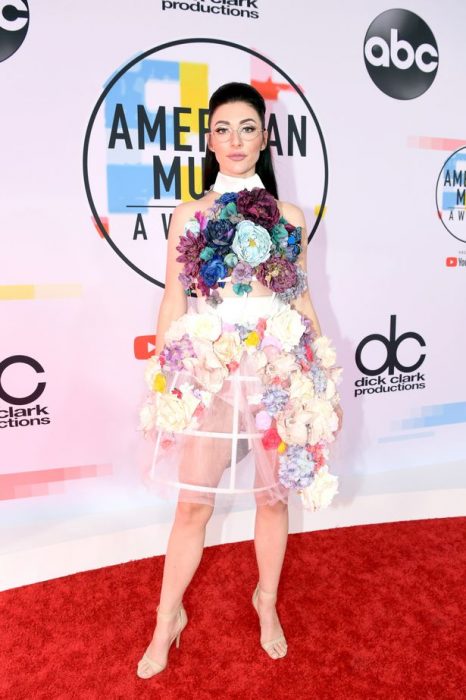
[[215, 127, 228, 135], [242, 126, 256, 133]]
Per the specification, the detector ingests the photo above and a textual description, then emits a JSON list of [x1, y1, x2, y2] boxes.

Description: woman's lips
[[228, 154, 246, 160]]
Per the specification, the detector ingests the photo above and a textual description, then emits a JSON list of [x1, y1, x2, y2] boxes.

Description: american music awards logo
[[436, 146, 466, 244], [83, 38, 328, 286]]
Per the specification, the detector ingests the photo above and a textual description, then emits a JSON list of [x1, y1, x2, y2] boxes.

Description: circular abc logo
[[0, 0, 29, 63], [364, 9, 438, 99]]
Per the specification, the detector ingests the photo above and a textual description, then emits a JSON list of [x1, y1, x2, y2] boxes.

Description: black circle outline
[[83, 37, 328, 287], [363, 8, 439, 101], [435, 145, 466, 243]]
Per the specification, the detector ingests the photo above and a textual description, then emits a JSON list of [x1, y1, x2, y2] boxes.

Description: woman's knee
[[257, 500, 288, 517], [175, 500, 214, 528]]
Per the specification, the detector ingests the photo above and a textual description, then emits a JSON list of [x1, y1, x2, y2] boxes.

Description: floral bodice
[[176, 187, 307, 307]]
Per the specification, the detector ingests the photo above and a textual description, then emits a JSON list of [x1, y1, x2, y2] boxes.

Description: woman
[[137, 82, 342, 678]]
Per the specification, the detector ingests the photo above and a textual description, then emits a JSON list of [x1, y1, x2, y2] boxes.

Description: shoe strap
[[156, 604, 183, 621], [256, 584, 278, 600]]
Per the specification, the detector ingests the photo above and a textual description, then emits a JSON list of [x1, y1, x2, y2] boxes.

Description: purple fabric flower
[[176, 230, 206, 277], [256, 256, 298, 293], [204, 219, 235, 249], [232, 261, 253, 284], [311, 365, 327, 393], [276, 266, 307, 303], [236, 188, 280, 229], [261, 387, 289, 415], [278, 445, 315, 489], [161, 334, 195, 372]]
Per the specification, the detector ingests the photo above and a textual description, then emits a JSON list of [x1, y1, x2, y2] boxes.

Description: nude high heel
[[136, 603, 188, 679], [252, 583, 288, 659]]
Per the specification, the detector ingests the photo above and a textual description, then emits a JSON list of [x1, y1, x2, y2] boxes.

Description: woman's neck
[[212, 170, 265, 193]]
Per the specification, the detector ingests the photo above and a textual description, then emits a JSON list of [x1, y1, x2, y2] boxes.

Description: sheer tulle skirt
[[144, 294, 290, 508]]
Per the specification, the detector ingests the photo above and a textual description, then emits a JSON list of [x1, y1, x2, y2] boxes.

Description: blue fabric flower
[[278, 445, 315, 489], [231, 220, 272, 266], [200, 256, 227, 287], [204, 220, 234, 249], [261, 387, 289, 415], [311, 365, 327, 394], [217, 192, 238, 205]]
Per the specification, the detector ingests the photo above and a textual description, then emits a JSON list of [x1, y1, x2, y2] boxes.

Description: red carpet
[[1, 517, 465, 699]]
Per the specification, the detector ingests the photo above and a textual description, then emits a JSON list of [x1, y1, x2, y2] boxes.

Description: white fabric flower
[[306, 398, 339, 445], [139, 397, 157, 432], [266, 308, 306, 352], [155, 391, 200, 433], [300, 466, 339, 511], [186, 313, 222, 341], [165, 314, 190, 343], [313, 336, 337, 368]]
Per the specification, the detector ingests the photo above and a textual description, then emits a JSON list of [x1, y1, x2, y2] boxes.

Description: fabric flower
[[184, 217, 200, 235], [224, 252, 238, 268], [256, 256, 297, 293], [237, 188, 280, 228], [186, 313, 222, 341], [217, 192, 238, 205], [255, 410, 272, 430], [261, 426, 282, 450], [305, 398, 339, 445], [300, 466, 339, 511], [265, 307, 306, 352], [276, 406, 313, 446], [213, 331, 243, 366], [261, 387, 289, 415], [288, 373, 315, 406], [156, 391, 200, 433], [183, 338, 228, 393], [204, 219, 235, 249], [276, 267, 308, 304], [232, 261, 253, 284], [161, 334, 195, 372], [200, 256, 228, 287], [231, 220, 272, 266], [313, 336, 337, 368], [176, 230, 206, 278], [278, 445, 315, 489], [144, 355, 163, 391]]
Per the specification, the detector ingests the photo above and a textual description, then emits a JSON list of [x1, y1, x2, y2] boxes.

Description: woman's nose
[[230, 128, 242, 146]]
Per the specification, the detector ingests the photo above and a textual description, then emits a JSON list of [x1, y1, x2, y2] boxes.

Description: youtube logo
[[134, 335, 156, 359], [446, 257, 457, 267]]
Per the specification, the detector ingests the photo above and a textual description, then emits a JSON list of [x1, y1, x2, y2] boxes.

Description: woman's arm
[[154, 202, 195, 355], [280, 201, 322, 336]]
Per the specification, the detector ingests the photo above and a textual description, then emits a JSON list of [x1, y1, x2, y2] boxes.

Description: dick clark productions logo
[[0, 355, 50, 429], [364, 8, 438, 99], [354, 315, 426, 398]]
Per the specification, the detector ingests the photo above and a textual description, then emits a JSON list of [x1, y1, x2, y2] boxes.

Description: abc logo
[[0, 0, 29, 63], [355, 315, 426, 376], [364, 9, 438, 99], [0, 355, 45, 405]]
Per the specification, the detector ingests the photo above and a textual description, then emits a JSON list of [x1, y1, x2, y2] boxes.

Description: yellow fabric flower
[[245, 331, 260, 347], [278, 441, 287, 454], [153, 373, 167, 393]]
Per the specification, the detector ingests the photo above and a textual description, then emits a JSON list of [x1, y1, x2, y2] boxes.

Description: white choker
[[212, 171, 265, 194]]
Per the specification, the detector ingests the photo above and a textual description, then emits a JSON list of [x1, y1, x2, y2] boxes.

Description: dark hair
[[203, 82, 278, 198]]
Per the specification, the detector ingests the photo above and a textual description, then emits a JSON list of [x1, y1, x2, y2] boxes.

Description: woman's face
[[208, 100, 268, 178]]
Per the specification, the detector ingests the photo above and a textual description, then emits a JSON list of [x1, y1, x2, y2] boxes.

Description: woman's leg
[[253, 500, 289, 658], [141, 500, 213, 666]]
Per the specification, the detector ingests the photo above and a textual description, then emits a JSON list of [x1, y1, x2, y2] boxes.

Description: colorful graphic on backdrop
[[83, 38, 328, 286], [436, 146, 466, 243]]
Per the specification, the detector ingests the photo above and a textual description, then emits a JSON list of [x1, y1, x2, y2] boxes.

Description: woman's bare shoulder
[[277, 199, 306, 227]]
